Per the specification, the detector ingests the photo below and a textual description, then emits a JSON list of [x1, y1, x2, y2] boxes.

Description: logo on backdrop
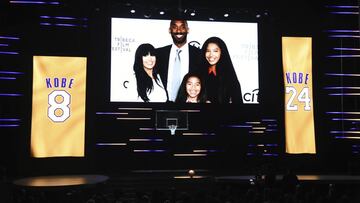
[[243, 88, 259, 103], [189, 41, 200, 48], [112, 36, 135, 52]]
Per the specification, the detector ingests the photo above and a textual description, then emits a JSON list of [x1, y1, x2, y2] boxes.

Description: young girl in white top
[[175, 72, 207, 103]]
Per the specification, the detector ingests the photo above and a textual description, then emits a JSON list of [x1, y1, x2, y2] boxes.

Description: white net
[[168, 125, 177, 135]]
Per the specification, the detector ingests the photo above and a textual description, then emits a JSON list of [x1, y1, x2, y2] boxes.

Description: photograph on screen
[[110, 18, 258, 104]]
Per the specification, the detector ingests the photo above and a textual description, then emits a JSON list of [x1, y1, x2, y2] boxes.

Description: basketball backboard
[[155, 110, 188, 135]]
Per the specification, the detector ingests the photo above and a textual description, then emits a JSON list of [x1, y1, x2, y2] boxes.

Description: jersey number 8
[[48, 90, 71, 122]]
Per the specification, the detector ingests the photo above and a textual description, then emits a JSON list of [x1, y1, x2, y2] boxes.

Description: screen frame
[[109, 17, 260, 104]]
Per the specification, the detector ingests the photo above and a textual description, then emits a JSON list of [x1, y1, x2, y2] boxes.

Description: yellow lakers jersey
[[282, 37, 316, 154], [31, 56, 87, 157]]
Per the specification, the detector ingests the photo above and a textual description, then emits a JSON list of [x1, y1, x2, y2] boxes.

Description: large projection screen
[[111, 18, 258, 103]]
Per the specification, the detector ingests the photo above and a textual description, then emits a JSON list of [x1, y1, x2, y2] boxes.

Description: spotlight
[[188, 169, 195, 177], [224, 13, 229, 17], [190, 9, 196, 16], [159, 10, 165, 15], [130, 9, 135, 14], [144, 11, 151, 18], [209, 17, 215, 21], [256, 14, 261, 18]]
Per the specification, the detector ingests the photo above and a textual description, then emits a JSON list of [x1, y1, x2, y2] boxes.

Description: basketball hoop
[[155, 110, 188, 134], [168, 125, 177, 135]]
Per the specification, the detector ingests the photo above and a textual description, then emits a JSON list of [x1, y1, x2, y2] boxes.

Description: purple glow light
[[0, 71, 23, 75], [329, 93, 360, 96], [334, 47, 360, 51], [324, 87, 360, 89], [129, 138, 163, 142], [266, 144, 278, 147], [0, 77, 16, 80], [335, 136, 360, 139], [0, 93, 22, 96], [332, 118, 360, 121], [182, 132, 216, 136], [133, 150, 166, 153], [326, 29, 359, 33], [0, 119, 20, 121], [10, 1, 60, 4], [329, 35, 360, 38], [262, 153, 279, 157], [55, 23, 77, 27], [0, 44, 9, 47], [326, 73, 360, 77], [326, 5, 359, 8], [0, 124, 19, 127], [331, 131, 360, 134], [96, 143, 127, 146], [326, 112, 360, 114], [54, 16, 76, 20], [327, 55, 360, 58], [10, 1, 46, 4], [96, 112, 128, 115], [139, 128, 155, 131], [0, 36, 19, 40], [330, 12, 359, 15], [193, 149, 218, 153], [0, 51, 19, 55]]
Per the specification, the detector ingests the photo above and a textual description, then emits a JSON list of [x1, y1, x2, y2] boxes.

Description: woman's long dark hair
[[200, 37, 242, 103], [175, 72, 207, 103], [133, 43, 161, 102]]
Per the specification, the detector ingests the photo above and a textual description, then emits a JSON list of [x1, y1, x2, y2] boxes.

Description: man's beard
[[171, 32, 187, 45]]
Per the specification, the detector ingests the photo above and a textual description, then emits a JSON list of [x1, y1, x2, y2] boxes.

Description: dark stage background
[[0, 0, 359, 179]]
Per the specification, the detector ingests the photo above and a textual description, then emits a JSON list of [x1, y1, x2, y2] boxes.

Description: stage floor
[[8, 173, 360, 203]]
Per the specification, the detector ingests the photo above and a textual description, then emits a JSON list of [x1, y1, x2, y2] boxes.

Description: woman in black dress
[[199, 37, 243, 104]]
